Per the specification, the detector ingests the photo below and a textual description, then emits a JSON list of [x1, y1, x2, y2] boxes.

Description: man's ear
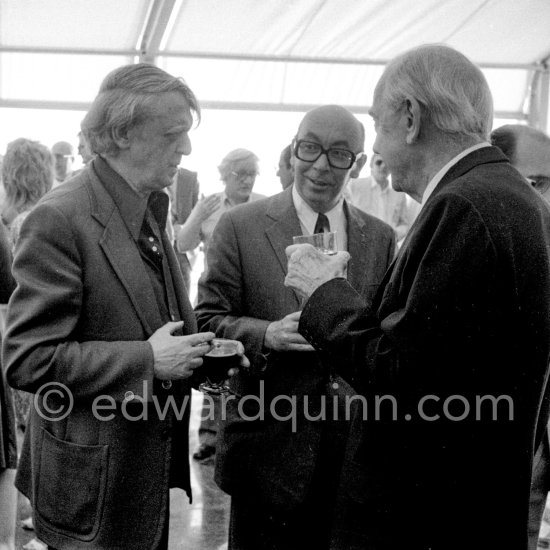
[[111, 125, 131, 150], [404, 97, 421, 144], [349, 152, 367, 179]]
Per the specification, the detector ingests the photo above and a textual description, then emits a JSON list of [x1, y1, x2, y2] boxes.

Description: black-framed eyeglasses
[[528, 175, 550, 195], [293, 139, 362, 170]]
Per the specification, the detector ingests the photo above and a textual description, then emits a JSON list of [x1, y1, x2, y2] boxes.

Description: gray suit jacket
[[195, 187, 395, 513], [2, 164, 196, 549]]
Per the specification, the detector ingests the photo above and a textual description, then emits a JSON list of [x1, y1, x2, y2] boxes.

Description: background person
[[165, 167, 200, 295], [2, 138, 54, 248], [491, 123, 550, 550], [285, 45, 550, 550], [77, 131, 94, 166], [346, 153, 411, 243], [177, 148, 265, 462], [196, 104, 395, 549], [0, 222, 17, 550], [50, 140, 74, 188], [276, 144, 293, 189]]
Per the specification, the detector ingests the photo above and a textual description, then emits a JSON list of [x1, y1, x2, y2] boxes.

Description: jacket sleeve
[[195, 211, 271, 363], [2, 202, 154, 402], [299, 193, 497, 393]]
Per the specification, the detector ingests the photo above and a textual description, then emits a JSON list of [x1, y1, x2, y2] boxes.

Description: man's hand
[[194, 193, 221, 222], [148, 322, 215, 380], [284, 244, 350, 301], [226, 340, 251, 378], [264, 311, 315, 352]]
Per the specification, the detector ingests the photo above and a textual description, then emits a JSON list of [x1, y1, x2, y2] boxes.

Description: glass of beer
[[199, 338, 241, 395]]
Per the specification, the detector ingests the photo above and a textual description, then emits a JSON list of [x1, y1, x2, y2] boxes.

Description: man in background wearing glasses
[[196, 105, 395, 549], [491, 123, 550, 550], [177, 148, 265, 462]]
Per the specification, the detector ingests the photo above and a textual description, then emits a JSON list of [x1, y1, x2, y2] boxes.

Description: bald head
[[293, 104, 367, 213], [491, 124, 550, 202], [297, 105, 365, 153]]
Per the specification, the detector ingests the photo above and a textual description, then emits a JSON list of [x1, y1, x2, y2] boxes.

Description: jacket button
[[162, 380, 173, 390], [124, 391, 134, 401]]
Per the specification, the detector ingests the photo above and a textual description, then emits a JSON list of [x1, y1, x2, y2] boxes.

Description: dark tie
[[314, 212, 330, 234]]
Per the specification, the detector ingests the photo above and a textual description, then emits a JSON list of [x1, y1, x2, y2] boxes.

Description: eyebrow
[[302, 131, 352, 148]]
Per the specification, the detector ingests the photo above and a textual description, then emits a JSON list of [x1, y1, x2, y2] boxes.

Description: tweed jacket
[[2, 164, 197, 549]]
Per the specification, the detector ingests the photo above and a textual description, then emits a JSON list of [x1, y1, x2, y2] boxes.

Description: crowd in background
[[0, 44, 549, 550]]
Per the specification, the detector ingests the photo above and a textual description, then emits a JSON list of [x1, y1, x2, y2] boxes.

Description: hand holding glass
[[199, 338, 241, 396]]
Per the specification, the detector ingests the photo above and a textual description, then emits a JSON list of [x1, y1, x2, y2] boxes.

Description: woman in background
[[2, 138, 54, 246], [1, 138, 53, 550]]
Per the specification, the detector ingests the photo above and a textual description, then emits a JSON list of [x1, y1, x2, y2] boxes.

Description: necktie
[[314, 212, 330, 234]]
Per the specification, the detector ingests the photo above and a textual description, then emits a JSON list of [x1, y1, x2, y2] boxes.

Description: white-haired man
[[286, 45, 550, 549]]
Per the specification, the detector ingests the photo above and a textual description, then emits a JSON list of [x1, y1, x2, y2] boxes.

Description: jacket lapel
[[86, 171, 164, 337], [264, 189, 303, 306], [161, 229, 197, 334], [345, 202, 372, 297]]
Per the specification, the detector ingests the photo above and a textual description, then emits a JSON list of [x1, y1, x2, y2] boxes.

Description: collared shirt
[[292, 185, 348, 252], [346, 175, 410, 241], [201, 191, 265, 253], [93, 156, 180, 325], [420, 142, 491, 211]]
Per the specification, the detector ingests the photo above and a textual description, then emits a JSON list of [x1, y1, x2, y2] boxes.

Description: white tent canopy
[[1, 0, 549, 129]]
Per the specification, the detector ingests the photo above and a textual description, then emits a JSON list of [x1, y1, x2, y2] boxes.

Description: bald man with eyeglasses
[[195, 105, 395, 550]]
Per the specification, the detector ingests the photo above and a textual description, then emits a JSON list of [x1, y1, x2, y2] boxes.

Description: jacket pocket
[[35, 428, 108, 539]]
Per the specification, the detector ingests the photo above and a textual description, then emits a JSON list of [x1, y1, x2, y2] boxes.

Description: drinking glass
[[198, 338, 241, 396], [292, 231, 337, 255]]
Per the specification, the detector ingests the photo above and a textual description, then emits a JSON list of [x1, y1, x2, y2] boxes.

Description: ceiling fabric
[[1, 0, 549, 121]]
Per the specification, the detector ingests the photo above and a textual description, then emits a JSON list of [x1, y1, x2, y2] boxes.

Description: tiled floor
[[15, 389, 231, 550]]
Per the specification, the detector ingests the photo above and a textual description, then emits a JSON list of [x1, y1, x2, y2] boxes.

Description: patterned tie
[[314, 212, 330, 234]]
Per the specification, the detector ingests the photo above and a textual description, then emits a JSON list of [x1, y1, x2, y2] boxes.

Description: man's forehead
[[297, 108, 362, 146]]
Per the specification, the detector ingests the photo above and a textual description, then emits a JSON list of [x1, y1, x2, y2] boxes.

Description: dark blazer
[[299, 147, 550, 550], [2, 166, 197, 549], [195, 187, 395, 513]]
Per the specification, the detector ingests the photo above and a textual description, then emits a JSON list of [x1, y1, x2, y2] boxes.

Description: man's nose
[[177, 134, 191, 155], [312, 151, 330, 170]]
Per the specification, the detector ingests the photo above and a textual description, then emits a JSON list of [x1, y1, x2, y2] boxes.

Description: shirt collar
[[222, 191, 255, 208], [291, 185, 345, 234], [92, 156, 167, 240], [420, 142, 491, 208]]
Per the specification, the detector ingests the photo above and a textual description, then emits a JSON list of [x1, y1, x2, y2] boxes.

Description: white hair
[[377, 44, 493, 141]]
